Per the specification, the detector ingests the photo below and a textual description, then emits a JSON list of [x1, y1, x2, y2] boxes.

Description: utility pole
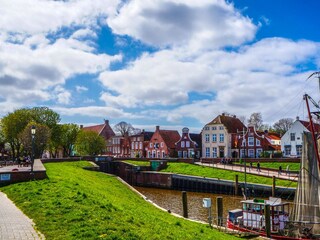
[[237, 127, 247, 199]]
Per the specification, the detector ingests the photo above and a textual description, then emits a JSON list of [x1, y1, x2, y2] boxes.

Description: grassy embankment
[[258, 162, 300, 171], [126, 161, 297, 188], [0, 161, 239, 240]]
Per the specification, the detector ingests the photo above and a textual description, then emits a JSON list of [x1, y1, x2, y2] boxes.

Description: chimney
[[80, 125, 83, 129], [156, 126, 160, 131], [296, 116, 299, 121], [104, 119, 109, 125]]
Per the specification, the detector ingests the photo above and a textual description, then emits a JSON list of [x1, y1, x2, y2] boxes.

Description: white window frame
[[181, 141, 185, 148], [205, 147, 210, 157], [212, 134, 217, 142], [219, 133, 224, 143], [186, 141, 190, 148], [248, 137, 254, 146], [212, 147, 217, 158], [205, 134, 209, 142]]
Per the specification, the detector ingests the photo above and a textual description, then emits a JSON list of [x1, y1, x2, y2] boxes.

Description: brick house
[[130, 130, 154, 158], [202, 114, 246, 158], [81, 119, 115, 155], [111, 135, 131, 157], [175, 127, 201, 159], [145, 126, 180, 158]]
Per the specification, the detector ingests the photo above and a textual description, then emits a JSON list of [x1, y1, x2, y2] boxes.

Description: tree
[[114, 121, 135, 136], [248, 112, 263, 130], [75, 131, 105, 156], [30, 107, 61, 129], [19, 123, 51, 158], [1, 108, 32, 159], [273, 118, 294, 135], [60, 124, 80, 157]]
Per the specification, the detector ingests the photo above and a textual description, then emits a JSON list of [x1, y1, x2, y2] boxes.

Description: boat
[[227, 76, 320, 239]]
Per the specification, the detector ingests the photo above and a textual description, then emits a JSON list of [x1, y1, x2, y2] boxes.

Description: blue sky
[[1, 0, 320, 133]]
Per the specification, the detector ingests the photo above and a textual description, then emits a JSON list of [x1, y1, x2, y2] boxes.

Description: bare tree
[[248, 112, 263, 130], [273, 118, 294, 135], [114, 121, 135, 136]]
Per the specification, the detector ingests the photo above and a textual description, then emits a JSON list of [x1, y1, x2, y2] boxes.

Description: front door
[[219, 147, 225, 158]]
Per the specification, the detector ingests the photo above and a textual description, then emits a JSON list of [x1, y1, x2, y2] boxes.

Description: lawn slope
[[1, 161, 238, 240]]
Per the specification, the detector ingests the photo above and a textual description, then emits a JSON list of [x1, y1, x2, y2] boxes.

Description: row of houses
[[82, 114, 319, 159]]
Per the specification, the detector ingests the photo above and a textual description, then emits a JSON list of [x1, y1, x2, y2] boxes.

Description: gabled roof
[[82, 124, 105, 134], [299, 120, 320, 133], [159, 130, 180, 149], [207, 114, 246, 133], [189, 133, 202, 146], [130, 131, 154, 141]]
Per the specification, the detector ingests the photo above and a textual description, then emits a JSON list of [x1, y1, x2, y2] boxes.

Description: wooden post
[[234, 175, 239, 195], [265, 204, 271, 238], [272, 176, 276, 197], [216, 197, 223, 226], [182, 191, 188, 218]]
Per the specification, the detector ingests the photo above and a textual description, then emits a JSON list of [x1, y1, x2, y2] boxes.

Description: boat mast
[[304, 94, 320, 167]]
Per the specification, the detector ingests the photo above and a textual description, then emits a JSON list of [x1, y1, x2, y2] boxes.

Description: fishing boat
[[227, 77, 320, 239]]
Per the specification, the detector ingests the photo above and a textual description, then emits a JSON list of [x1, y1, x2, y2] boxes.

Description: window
[[162, 151, 165, 158], [204, 126, 209, 130], [256, 148, 262, 157], [160, 142, 164, 147], [212, 126, 217, 130], [150, 143, 153, 148], [212, 134, 217, 142], [256, 139, 261, 146], [181, 141, 185, 147], [248, 149, 254, 158], [178, 151, 182, 158], [135, 142, 138, 149], [219, 133, 224, 142], [139, 142, 143, 149], [186, 141, 190, 147], [248, 137, 254, 146], [212, 147, 217, 158], [296, 145, 302, 156], [219, 126, 224, 130], [284, 145, 291, 156], [205, 134, 210, 142], [131, 142, 135, 149], [183, 151, 187, 158], [205, 147, 210, 157], [290, 133, 295, 141]]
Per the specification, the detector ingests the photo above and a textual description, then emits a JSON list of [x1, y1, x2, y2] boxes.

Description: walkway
[[196, 162, 299, 181], [0, 192, 44, 239]]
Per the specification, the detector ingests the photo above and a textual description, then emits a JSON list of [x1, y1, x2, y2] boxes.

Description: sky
[[1, 0, 320, 133]]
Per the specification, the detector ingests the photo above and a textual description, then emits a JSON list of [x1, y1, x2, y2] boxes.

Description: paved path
[[196, 162, 299, 181], [0, 192, 44, 239]]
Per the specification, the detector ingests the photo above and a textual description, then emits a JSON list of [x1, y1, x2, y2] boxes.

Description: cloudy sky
[[1, 0, 320, 132]]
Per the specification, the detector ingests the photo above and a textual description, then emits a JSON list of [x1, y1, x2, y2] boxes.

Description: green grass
[[159, 162, 297, 188], [0, 161, 239, 240], [126, 160, 150, 166], [258, 162, 300, 171]]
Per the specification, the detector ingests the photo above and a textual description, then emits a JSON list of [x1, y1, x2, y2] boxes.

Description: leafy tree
[[60, 124, 80, 157], [273, 118, 294, 135], [19, 123, 51, 158], [114, 121, 135, 136], [30, 107, 61, 128], [1, 108, 32, 158], [248, 112, 263, 130], [75, 131, 105, 156]]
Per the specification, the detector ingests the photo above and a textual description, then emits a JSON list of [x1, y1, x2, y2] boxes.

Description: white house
[[281, 117, 320, 157]]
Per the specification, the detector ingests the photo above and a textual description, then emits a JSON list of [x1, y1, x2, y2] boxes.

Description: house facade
[[202, 114, 246, 158], [175, 127, 201, 159], [81, 119, 115, 155], [130, 130, 154, 158], [281, 117, 320, 157], [145, 126, 180, 158], [111, 135, 131, 157]]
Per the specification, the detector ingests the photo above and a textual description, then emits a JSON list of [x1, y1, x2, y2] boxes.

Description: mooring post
[[234, 175, 239, 195], [182, 191, 188, 218], [265, 204, 271, 238], [272, 176, 276, 197], [216, 196, 223, 226]]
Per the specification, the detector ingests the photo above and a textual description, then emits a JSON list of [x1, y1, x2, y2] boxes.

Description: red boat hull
[[227, 220, 308, 240]]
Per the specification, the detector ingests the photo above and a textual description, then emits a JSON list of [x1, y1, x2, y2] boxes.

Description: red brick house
[[145, 126, 180, 158], [237, 125, 281, 158], [130, 130, 154, 158], [81, 119, 115, 155], [111, 135, 131, 157], [175, 127, 201, 159]]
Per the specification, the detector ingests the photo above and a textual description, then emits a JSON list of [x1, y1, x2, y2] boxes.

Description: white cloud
[[76, 85, 89, 93], [107, 0, 257, 51]]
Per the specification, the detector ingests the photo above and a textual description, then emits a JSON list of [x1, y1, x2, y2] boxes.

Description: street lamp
[[31, 125, 36, 174]]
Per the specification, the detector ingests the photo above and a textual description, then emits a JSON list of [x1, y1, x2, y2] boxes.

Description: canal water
[[134, 186, 244, 223]]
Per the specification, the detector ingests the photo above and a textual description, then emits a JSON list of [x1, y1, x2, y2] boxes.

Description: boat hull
[[227, 220, 308, 240]]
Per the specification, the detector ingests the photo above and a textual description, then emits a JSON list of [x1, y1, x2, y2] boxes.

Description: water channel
[[135, 186, 244, 223]]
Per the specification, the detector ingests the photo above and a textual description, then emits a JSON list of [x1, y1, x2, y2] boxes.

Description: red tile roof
[[159, 130, 180, 149], [207, 114, 246, 133], [82, 124, 105, 134], [299, 120, 320, 133]]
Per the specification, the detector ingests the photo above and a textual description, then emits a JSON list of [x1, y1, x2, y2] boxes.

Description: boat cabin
[[229, 197, 290, 232]]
